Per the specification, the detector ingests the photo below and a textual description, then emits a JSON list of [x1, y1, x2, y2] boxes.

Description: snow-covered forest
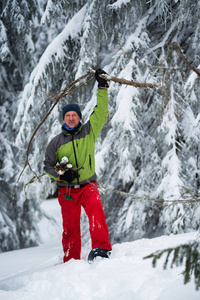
[[1, 0, 200, 269]]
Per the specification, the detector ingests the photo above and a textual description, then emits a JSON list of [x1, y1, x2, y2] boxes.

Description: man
[[44, 69, 112, 263]]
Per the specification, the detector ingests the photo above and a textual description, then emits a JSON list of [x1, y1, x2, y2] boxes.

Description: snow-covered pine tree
[[178, 72, 200, 231], [0, 0, 40, 250]]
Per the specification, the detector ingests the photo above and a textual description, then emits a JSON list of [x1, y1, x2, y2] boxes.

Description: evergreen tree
[[0, 0, 40, 250]]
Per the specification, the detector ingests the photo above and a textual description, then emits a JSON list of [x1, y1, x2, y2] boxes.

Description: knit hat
[[62, 104, 82, 120]]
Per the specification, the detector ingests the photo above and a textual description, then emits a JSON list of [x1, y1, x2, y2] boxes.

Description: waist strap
[[71, 181, 96, 189]]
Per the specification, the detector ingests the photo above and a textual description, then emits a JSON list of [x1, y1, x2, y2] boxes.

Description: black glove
[[95, 69, 109, 88], [60, 169, 80, 183]]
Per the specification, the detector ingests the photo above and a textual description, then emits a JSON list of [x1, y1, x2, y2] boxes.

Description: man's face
[[64, 111, 81, 128]]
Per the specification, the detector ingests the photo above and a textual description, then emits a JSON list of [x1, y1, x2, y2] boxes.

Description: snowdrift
[[0, 199, 199, 300]]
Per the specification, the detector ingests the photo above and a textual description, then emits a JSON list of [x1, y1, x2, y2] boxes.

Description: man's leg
[[81, 183, 112, 251], [58, 187, 81, 262]]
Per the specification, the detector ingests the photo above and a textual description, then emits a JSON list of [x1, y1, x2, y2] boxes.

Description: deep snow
[[0, 199, 199, 300]]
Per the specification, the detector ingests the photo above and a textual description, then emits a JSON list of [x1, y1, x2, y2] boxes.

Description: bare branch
[[87, 67, 160, 89], [170, 42, 200, 77]]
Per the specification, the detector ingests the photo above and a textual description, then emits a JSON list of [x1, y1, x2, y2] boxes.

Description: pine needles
[[144, 240, 200, 290]]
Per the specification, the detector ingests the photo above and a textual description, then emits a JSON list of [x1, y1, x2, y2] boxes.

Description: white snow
[[108, 0, 132, 9], [0, 199, 199, 300]]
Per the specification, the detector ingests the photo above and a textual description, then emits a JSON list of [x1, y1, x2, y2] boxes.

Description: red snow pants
[[58, 182, 112, 263]]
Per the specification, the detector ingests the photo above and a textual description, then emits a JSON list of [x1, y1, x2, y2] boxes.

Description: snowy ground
[[0, 199, 199, 300]]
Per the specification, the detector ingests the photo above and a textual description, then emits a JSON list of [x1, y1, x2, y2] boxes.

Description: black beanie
[[62, 104, 82, 120]]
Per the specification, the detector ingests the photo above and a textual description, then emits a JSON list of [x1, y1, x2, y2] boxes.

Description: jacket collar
[[62, 122, 82, 135]]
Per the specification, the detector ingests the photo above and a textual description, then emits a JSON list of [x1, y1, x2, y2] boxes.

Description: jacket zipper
[[71, 135, 79, 185]]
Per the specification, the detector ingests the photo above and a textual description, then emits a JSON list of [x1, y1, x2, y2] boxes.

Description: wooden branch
[[41, 71, 92, 107], [94, 182, 200, 206], [87, 67, 159, 89], [170, 42, 200, 77]]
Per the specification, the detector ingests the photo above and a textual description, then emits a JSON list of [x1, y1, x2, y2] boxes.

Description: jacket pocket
[[89, 155, 92, 170]]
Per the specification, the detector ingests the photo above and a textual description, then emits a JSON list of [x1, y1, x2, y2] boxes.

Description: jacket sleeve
[[43, 136, 59, 181], [90, 88, 109, 140]]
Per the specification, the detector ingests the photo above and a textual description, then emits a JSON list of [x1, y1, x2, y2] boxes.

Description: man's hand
[[59, 169, 80, 183], [95, 69, 109, 88]]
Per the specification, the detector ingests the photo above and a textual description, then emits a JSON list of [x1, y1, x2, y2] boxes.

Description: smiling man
[[63, 104, 82, 129], [44, 69, 112, 263]]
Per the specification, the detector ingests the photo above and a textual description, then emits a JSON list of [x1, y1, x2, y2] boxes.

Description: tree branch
[[170, 42, 200, 77], [87, 67, 160, 89]]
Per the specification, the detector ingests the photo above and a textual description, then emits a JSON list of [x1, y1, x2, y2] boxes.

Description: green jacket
[[43, 88, 109, 187]]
